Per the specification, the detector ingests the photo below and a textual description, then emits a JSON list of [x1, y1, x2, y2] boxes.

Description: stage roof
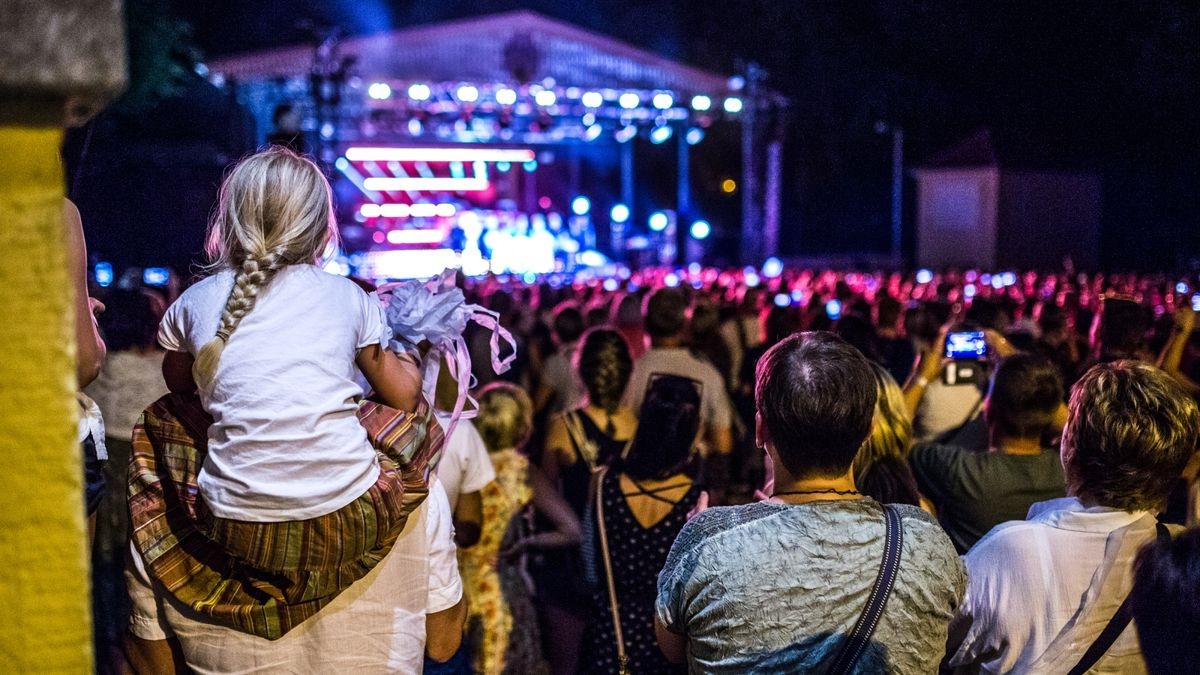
[[208, 10, 733, 96]]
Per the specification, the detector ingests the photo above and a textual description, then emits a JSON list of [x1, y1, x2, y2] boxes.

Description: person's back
[[945, 360, 1200, 674], [661, 500, 962, 673], [657, 332, 964, 674], [164, 265, 391, 519], [911, 443, 1063, 551], [910, 353, 1067, 552]]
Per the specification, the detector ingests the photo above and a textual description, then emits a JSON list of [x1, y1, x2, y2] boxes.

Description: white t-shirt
[[85, 350, 169, 441], [158, 265, 390, 521], [622, 347, 733, 432], [127, 479, 462, 673], [434, 417, 496, 511], [946, 497, 1175, 674]]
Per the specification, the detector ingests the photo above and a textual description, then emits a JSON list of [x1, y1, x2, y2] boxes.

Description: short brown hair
[[756, 331, 878, 478], [1063, 361, 1200, 512]]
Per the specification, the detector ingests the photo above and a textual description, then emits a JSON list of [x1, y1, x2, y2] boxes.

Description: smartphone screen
[[143, 267, 170, 286], [945, 331, 988, 360], [1192, 293, 1200, 312]]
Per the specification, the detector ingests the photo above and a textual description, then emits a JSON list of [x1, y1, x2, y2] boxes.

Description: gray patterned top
[[656, 499, 966, 674]]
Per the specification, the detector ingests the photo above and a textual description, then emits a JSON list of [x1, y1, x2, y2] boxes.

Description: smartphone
[[945, 330, 988, 360], [93, 262, 113, 287], [1192, 293, 1200, 312], [142, 267, 170, 286]]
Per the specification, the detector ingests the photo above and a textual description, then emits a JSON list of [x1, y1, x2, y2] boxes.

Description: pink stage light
[[385, 229, 445, 245], [359, 203, 458, 218], [363, 176, 488, 191], [345, 147, 535, 163]]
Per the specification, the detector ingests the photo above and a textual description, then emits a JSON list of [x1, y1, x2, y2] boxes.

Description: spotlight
[[94, 262, 113, 287], [408, 83, 432, 101], [534, 89, 557, 107], [584, 124, 603, 141], [610, 203, 630, 223], [571, 196, 591, 216], [723, 97, 744, 113], [762, 257, 783, 278], [691, 95, 712, 111], [456, 85, 479, 103], [916, 269, 933, 284], [825, 299, 842, 319], [603, 278, 619, 292], [582, 112, 596, 126], [649, 125, 673, 144], [615, 125, 637, 143], [664, 273, 680, 287], [685, 128, 705, 145], [582, 91, 604, 108], [496, 161, 511, 172], [523, 160, 538, 172], [495, 88, 517, 106], [652, 92, 674, 110], [689, 220, 711, 239], [367, 82, 392, 100], [774, 293, 790, 308], [721, 179, 737, 194], [649, 211, 669, 231], [407, 118, 424, 136], [618, 92, 640, 109]]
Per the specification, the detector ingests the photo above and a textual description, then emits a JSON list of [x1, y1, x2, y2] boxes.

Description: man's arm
[[65, 199, 106, 388], [452, 490, 482, 548], [655, 615, 687, 665], [425, 597, 467, 663]]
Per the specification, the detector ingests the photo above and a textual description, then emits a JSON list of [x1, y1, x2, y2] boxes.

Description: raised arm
[[1159, 307, 1200, 393]]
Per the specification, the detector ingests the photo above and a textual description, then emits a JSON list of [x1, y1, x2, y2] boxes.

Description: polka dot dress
[[583, 472, 698, 674]]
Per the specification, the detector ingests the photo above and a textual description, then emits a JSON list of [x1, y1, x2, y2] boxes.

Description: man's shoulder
[[675, 504, 783, 552]]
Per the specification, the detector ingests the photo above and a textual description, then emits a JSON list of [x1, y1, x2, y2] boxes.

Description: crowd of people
[[76, 148, 1200, 674]]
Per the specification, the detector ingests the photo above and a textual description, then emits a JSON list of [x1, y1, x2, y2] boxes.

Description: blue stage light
[[610, 204, 630, 223], [571, 196, 591, 216], [649, 211, 669, 231], [689, 220, 711, 239]]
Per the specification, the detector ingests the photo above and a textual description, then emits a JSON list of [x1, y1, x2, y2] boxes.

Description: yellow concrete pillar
[[0, 118, 92, 671]]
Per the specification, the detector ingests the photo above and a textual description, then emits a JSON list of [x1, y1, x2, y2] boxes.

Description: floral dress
[[458, 449, 547, 675]]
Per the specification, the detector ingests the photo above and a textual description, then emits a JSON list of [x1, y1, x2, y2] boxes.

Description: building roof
[[208, 10, 733, 96], [919, 127, 1096, 171]]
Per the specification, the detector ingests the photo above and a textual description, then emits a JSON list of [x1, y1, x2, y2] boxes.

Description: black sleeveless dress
[[533, 410, 627, 611], [583, 471, 697, 674]]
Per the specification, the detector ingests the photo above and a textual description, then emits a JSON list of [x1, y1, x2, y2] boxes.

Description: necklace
[[770, 488, 862, 498]]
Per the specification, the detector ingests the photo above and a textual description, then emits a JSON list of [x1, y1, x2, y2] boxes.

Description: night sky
[[71, 1, 1200, 272]]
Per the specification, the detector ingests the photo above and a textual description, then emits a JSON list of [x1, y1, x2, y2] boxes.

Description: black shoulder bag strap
[[1066, 522, 1171, 675], [827, 504, 904, 675]]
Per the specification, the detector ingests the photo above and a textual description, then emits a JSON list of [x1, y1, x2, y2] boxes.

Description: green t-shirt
[[909, 443, 1066, 553]]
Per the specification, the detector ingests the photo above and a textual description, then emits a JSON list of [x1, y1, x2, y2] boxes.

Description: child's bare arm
[[357, 344, 421, 412]]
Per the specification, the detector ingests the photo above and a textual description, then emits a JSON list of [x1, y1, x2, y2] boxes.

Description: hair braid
[[578, 329, 633, 416], [192, 251, 286, 392]]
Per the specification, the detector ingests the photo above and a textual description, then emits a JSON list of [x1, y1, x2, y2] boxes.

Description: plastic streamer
[[376, 269, 516, 462]]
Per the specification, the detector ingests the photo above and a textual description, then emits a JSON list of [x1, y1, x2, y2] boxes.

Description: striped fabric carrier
[[128, 393, 444, 640]]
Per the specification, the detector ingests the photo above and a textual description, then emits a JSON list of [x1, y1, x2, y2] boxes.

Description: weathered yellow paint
[[0, 121, 93, 671]]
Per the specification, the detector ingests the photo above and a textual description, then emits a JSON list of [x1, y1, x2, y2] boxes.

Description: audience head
[[193, 147, 339, 391], [876, 295, 903, 332], [689, 298, 721, 341], [623, 375, 701, 480], [645, 288, 688, 341], [577, 328, 633, 415], [834, 314, 881, 362], [475, 382, 534, 453], [612, 293, 643, 329], [853, 362, 913, 479], [272, 102, 299, 132], [97, 289, 161, 352], [552, 301, 586, 346], [984, 353, 1064, 441], [755, 331, 878, 479], [760, 304, 799, 347], [1061, 360, 1199, 512], [1094, 297, 1150, 361], [1131, 528, 1200, 675]]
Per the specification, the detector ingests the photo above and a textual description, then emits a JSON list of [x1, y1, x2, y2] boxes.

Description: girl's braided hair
[[191, 147, 338, 392]]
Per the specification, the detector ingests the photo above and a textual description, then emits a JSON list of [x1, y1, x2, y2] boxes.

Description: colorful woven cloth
[[128, 393, 444, 640]]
